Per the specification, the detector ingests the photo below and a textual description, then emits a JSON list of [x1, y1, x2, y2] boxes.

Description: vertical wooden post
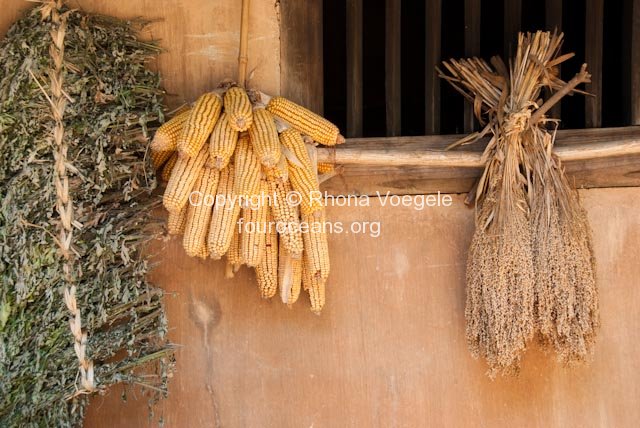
[[385, 0, 402, 136], [585, 0, 603, 128], [545, 0, 562, 120], [631, 0, 640, 124], [503, 0, 521, 58], [425, 0, 441, 134], [464, 0, 481, 133], [279, 0, 324, 113], [347, 0, 363, 137]]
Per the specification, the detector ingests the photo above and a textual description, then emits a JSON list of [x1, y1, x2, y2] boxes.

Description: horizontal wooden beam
[[318, 127, 640, 195]]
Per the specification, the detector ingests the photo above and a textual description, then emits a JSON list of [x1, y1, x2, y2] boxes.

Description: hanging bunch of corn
[[439, 31, 598, 376], [150, 85, 343, 313]]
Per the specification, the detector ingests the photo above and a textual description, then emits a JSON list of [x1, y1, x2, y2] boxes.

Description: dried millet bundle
[[529, 132, 599, 364], [441, 31, 598, 375], [466, 143, 536, 376]]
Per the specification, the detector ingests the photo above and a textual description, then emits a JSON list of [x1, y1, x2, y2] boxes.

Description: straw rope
[[41, 0, 96, 396]]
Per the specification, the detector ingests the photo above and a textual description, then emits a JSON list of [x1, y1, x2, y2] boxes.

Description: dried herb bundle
[[440, 31, 598, 376], [0, 3, 172, 426]]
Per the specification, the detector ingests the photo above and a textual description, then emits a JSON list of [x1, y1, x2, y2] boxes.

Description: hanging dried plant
[[439, 31, 598, 376], [0, 2, 173, 426]]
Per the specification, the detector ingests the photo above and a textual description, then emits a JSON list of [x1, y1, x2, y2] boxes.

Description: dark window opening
[[323, 0, 632, 137]]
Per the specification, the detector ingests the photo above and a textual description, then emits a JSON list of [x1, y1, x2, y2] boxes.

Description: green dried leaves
[[0, 6, 172, 427]]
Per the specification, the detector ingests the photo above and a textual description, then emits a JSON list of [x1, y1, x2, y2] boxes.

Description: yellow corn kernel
[[317, 162, 335, 174], [183, 166, 220, 257], [233, 134, 261, 202], [207, 165, 242, 259], [177, 92, 222, 158], [266, 96, 344, 146], [151, 109, 192, 152], [249, 108, 281, 168], [279, 129, 323, 215], [163, 143, 210, 213], [209, 112, 239, 170], [241, 178, 269, 267], [224, 86, 253, 132], [265, 165, 303, 258], [255, 211, 278, 299], [151, 149, 173, 171], [160, 153, 179, 182], [301, 210, 330, 280], [279, 244, 302, 305], [167, 205, 188, 235]]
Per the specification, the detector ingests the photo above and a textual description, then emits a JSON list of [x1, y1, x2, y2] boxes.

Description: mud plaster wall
[[2, 1, 640, 427]]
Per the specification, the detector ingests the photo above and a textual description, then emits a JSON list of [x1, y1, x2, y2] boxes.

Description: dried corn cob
[[160, 153, 179, 182], [255, 211, 278, 298], [267, 96, 344, 146], [266, 164, 303, 258], [302, 211, 330, 280], [301, 259, 311, 292], [208, 165, 242, 259], [167, 205, 188, 235], [317, 162, 335, 174], [226, 218, 243, 269], [233, 134, 262, 203], [183, 166, 220, 257], [196, 244, 209, 260], [177, 92, 222, 158], [241, 178, 269, 267], [279, 244, 302, 305], [307, 275, 326, 314], [301, 258, 325, 313], [209, 112, 239, 170], [279, 129, 323, 215], [151, 149, 173, 171], [163, 143, 210, 212], [224, 86, 253, 131], [249, 108, 281, 168], [151, 108, 192, 152]]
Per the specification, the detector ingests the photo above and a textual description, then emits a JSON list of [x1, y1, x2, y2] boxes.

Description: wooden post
[[631, 0, 640, 124], [464, 0, 481, 133], [503, 0, 521, 58], [346, 0, 363, 137], [425, 0, 441, 134], [545, 0, 562, 120], [385, 0, 402, 137], [279, 0, 324, 113], [585, 0, 603, 128]]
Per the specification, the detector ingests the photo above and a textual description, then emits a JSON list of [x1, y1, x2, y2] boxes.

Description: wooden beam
[[279, 0, 323, 113], [464, 0, 481, 133], [425, 0, 441, 134], [585, 0, 603, 128], [318, 139, 640, 167], [385, 0, 402, 136], [346, 0, 363, 137], [545, 0, 562, 120], [503, 0, 521, 58], [631, 0, 640, 124], [317, 127, 640, 195]]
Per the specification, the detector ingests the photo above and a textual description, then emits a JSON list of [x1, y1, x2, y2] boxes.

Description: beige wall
[[2, 0, 281, 104], [2, 1, 639, 427]]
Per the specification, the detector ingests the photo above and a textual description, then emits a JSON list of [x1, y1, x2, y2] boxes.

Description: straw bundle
[[439, 31, 599, 376]]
